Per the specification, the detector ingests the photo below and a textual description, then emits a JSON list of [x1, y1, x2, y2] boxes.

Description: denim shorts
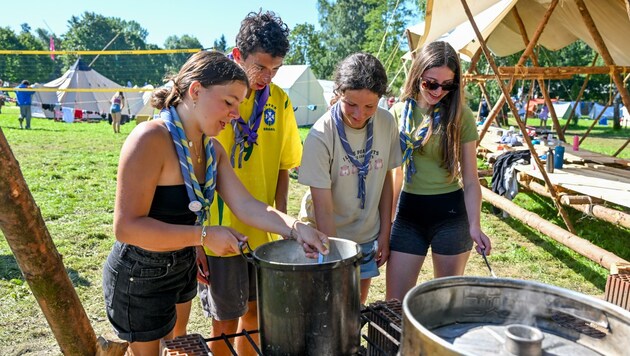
[[102, 241, 197, 342], [359, 240, 379, 279], [390, 189, 473, 256], [198, 254, 257, 321]]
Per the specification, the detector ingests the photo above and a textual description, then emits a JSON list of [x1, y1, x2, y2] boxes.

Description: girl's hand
[[294, 222, 329, 259], [203, 226, 248, 255], [470, 227, 491, 255]]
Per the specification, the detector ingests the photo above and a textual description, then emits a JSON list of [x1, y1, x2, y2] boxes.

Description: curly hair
[[235, 10, 290, 59], [151, 51, 248, 109]]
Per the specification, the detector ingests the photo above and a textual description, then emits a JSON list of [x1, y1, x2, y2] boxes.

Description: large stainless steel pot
[[401, 276, 630, 355], [244, 237, 362, 356]]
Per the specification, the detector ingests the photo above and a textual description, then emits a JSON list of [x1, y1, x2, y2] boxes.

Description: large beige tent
[[32, 59, 152, 120], [407, 0, 630, 65], [272, 65, 327, 126]]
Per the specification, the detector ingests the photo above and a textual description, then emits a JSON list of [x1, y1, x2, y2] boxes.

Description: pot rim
[[251, 237, 361, 270], [402, 276, 630, 354]]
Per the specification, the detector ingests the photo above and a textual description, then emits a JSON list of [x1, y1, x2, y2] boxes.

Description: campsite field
[[0, 107, 629, 354]]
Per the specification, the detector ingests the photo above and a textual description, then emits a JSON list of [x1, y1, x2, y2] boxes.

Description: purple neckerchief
[[230, 85, 270, 168]]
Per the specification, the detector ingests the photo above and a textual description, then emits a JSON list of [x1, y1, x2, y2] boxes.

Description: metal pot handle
[[239, 241, 255, 264], [359, 240, 378, 264]]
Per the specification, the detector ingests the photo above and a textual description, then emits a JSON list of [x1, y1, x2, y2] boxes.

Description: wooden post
[[461, 0, 576, 233], [576, 0, 630, 131], [613, 138, 630, 157], [626, 0, 630, 21], [512, 6, 565, 141], [562, 55, 599, 133], [481, 186, 628, 269], [477, 0, 560, 142], [0, 128, 97, 355]]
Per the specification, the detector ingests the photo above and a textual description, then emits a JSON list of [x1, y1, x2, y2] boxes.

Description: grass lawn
[[0, 105, 628, 354]]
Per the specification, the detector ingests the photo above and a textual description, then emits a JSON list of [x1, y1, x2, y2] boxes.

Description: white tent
[[318, 79, 335, 108], [406, 0, 630, 65], [272, 65, 327, 126], [32, 59, 151, 120]]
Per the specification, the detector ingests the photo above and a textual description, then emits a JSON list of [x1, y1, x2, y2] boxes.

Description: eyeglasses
[[421, 79, 458, 92]]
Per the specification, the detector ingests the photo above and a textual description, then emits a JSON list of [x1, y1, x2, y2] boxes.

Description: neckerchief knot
[[399, 98, 440, 183], [231, 86, 270, 168], [161, 107, 217, 226], [331, 102, 373, 209]]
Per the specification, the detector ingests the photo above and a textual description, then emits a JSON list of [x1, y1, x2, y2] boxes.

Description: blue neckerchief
[[161, 107, 217, 225], [331, 102, 373, 209], [399, 99, 440, 182], [231, 86, 270, 168]]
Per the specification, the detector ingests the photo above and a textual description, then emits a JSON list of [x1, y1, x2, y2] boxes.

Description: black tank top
[[148, 185, 197, 225]]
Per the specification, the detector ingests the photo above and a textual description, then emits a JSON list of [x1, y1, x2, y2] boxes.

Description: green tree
[[285, 23, 326, 76], [62, 12, 157, 85], [212, 34, 228, 53], [163, 35, 203, 78]]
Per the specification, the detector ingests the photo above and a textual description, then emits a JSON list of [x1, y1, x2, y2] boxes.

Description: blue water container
[[599, 117, 608, 125], [554, 145, 565, 169]]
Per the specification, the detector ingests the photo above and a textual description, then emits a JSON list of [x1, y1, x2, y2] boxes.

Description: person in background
[[102, 51, 328, 356], [298, 53, 402, 304], [198, 11, 303, 355], [110, 92, 125, 133], [387, 96, 396, 109], [538, 104, 549, 128], [378, 95, 389, 109], [0, 79, 5, 114], [15, 80, 35, 129], [478, 97, 489, 124], [386, 41, 491, 302]]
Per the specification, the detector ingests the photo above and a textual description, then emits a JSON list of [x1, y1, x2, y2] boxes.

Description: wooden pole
[[579, 103, 610, 145], [481, 186, 628, 270], [613, 138, 630, 157], [512, 6, 565, 141], [626, 0, 630, 21], [562, 55, 599, 133], [576, 0, 630, 132], [465, 65, 630, 77], [477, 0, 560, 142], [461, 0, 576, 233], [521, 179, 630, 230], [0, 128, 97, 355]]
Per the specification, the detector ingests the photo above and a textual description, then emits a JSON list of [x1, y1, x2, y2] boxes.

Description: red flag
[[49, 37, 55, 60]]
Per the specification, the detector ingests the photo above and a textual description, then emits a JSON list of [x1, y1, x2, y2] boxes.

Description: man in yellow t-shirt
[[198, 10, 302, 355]]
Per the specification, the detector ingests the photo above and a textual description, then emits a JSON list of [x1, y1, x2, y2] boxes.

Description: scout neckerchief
[[231, 85, 270, 168], [161, 107, 217, 226], [399, 98, 440, 183], [331, 101, 373, 209]]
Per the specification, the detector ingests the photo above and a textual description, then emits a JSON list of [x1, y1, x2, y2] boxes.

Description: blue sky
[[5, 0, 321, 48]]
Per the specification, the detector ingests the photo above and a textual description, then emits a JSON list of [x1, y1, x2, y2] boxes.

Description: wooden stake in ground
[[0, 127, 97, 355]]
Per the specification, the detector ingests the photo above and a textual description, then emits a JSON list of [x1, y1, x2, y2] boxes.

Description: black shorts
[[390, 189, 473, 256], [102, 241, 197, 342]]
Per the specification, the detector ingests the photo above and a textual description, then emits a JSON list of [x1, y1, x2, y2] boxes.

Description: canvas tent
[[32, 59, 151, 120], [271, 65, 327, 126], [318, 79, 335, 108], [406, 0, 630, 65]]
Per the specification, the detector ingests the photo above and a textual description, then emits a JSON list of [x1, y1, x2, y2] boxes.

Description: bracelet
[[289, 220, 300, 240], [200, 225, 207, 246]]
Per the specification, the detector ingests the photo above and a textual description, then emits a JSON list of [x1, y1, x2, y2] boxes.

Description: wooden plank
[[515, 164, 630, 208]]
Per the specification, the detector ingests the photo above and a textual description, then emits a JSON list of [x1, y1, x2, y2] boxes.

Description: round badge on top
[[188, 201, 203, 212]]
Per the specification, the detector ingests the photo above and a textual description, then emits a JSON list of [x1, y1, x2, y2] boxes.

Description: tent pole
[[626, 0, 630, 22], [477, 0, 560, 142], [576, 0, 630, 131], [580, 102, 611, 145], [562, 55, 599, 133], [461, 0, 576, 234], [512, 6, 565, 141]]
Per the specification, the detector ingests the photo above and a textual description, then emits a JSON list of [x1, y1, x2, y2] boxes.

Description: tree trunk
[[0, 127, 97, 355]]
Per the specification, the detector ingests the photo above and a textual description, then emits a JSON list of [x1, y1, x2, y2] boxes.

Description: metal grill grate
[[162, 302, 405, 355], [360, 300, 403, 356], [551, 312, 608, 339]]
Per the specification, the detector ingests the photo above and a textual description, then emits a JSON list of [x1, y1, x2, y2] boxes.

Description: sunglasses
[[421, 79, 458, 92]]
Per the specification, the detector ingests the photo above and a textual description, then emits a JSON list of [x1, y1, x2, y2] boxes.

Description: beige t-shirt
[[390, 102, 478, 195], [298, 107, 402, 244]]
